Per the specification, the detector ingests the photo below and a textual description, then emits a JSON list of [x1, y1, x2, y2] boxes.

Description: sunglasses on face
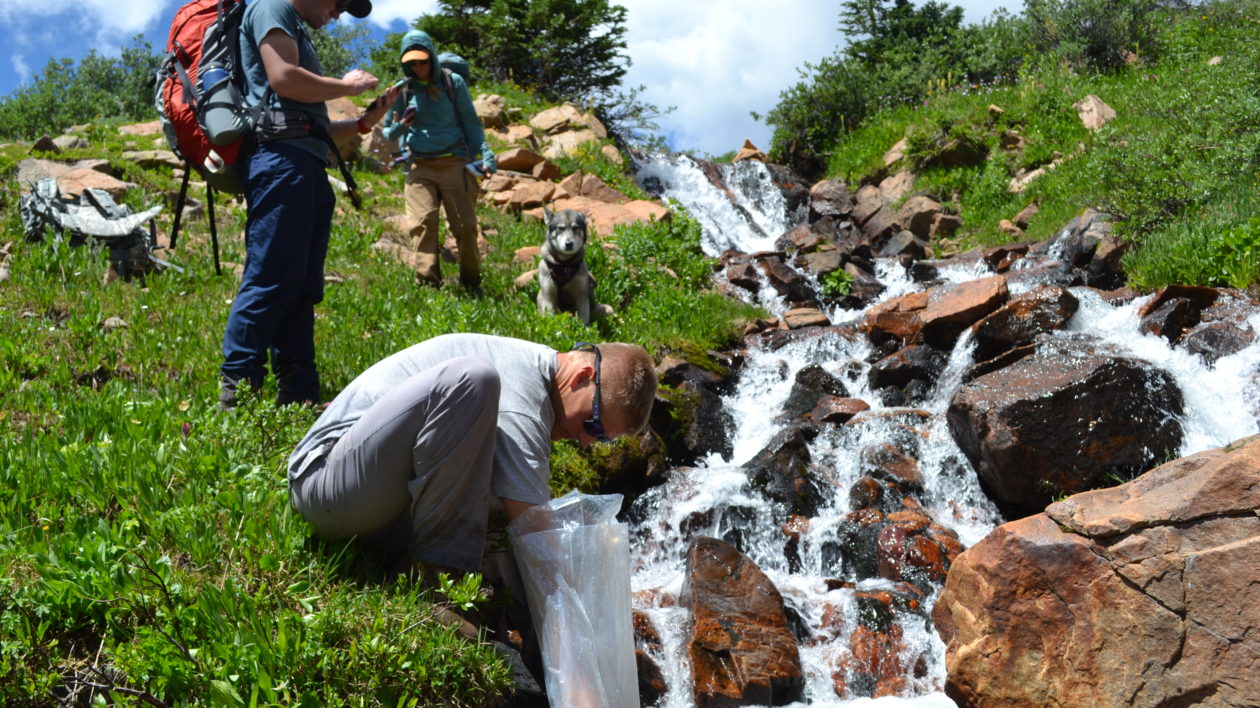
[[572, 342, 610, 443]]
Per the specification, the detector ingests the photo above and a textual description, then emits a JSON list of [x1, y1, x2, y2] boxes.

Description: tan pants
[[405, 155, 481, 286]]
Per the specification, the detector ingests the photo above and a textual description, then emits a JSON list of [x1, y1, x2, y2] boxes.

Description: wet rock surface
[[947, 335, 1185, 517], [683, 537, 805, 707], [934, 435, 1260, 708]]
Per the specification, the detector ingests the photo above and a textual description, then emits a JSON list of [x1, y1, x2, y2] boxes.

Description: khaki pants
[[405, 155, 481, 286]]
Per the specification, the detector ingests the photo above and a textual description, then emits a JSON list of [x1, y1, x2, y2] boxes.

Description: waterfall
[[628, 154, 1260, 707]]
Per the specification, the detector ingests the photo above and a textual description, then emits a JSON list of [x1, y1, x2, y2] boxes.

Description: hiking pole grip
[[206, 185, 222, 276]]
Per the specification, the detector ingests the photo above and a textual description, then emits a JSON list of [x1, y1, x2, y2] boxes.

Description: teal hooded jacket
[[381, 30, 494, 168]]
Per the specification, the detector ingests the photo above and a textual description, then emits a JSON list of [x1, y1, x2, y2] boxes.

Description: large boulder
[[683, 536, 805, 707], [969, 283, 1079, 362], [934, 435, 1260, 707], [947, 335, 1184, 518]]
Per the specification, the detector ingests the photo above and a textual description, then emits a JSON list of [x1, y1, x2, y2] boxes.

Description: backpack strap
[[443, 67, 472, 157], [169, 165, 192, 251]]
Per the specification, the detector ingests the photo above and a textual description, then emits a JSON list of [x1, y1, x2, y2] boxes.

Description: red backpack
[[156, 0, 254, 273]]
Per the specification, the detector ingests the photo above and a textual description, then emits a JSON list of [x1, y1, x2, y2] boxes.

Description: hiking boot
[[218, 374, 248, 410], [462, 281, 485, 298], [415, 271, 441, 288]]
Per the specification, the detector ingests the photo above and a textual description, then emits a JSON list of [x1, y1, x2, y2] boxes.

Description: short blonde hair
[[588, 343, 657, 436]]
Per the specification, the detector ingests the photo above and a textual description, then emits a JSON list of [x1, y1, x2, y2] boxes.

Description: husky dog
[[537, 207, 612, 324]]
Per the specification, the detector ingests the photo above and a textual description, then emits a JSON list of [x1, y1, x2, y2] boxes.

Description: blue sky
[[0, 0, 1011, 156]]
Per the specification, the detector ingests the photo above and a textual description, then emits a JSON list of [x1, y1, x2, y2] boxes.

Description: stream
[[624, 154, 1260, 707]]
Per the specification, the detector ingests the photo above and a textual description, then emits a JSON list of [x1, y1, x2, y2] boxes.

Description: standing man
[[287, 334, 657, 578], [220, 0, 403, 408], [381, 30, 497, 293]]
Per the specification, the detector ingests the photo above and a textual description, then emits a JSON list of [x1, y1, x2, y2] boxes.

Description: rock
[[852, 184, 884, 225], [122, 150, 183, 170], [57, 169, 138, 199], [1182, 319, 1255, 364], [970, 284, 1079, 362], [998, 219, 1022, 236], [495, 147, 548, 173], [878, 171, 915, 204], [324, 97, 362, 159], [756, 255, 817, 305], [540, 196, 671, 238], [782, 364, 850, 419], [31, 135, 61, 153], [119, 120, 162, 136], [473, 93, 506, 129], [600, 144, 624, 165], [929, 213, 962, 239], [742, 425, 824, 517], [935, 435, 1260, 707], [579, 173, 627, 204], [877, 230, 928, 260], [809, 179, 855, 222], [683, 537, 805, 707], [800, 249, 845, 277], [883, 138, 907, 167], [732, 139, 767, 163], [100, 316, 128, 331], [541, 128, 600, 160], [947, 335, 1185, 518], [529, 103, 585, 134], [530, 159, 562, 181], [894, 196, 942, 239], [863, 275, 1008, 349], [810, 396, 870, 425], [506, 181, 555, 210], [867, 344, 946, 399], [53, 135, 88, 151], [1012, 201, 1039, 229], [1075, 94, 1117, 132], [781, 307, 830, 329]]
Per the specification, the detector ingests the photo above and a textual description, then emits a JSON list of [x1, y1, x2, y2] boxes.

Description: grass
[[824, 0, 1260, 279], [0, 107, 757, 703]]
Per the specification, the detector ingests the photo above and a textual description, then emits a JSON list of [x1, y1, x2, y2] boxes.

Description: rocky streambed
[[611, 154, 1260, 707]]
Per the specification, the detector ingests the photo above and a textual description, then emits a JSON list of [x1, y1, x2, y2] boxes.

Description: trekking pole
[[170, 166, 192, 251], [206, 185, 222, 276]]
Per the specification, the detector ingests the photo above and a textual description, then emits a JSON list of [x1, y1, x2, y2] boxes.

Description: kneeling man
[[287, 333, 656, 575]]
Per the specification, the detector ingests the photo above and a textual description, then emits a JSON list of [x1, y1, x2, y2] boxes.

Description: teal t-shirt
[[239, 0, 331, 162]]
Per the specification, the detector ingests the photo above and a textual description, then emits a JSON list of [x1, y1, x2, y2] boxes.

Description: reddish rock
[[506, 181, 555, 209], [495, 147, 547, 172], [969, 283, 1079, 362], [810, 396, 870, 425], [935, 435, 1260, 707], [863, 276, 1007, 348], [683, 536, 805, 707], [782, 308, 830, 329], [732, 139, 768, 163], [809, 179, 855, 221], [579, 173, 628, 203], [895, 195, 942, 239]]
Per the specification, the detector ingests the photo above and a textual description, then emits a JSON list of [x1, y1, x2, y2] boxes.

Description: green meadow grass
[[0, 123, 756, 703]]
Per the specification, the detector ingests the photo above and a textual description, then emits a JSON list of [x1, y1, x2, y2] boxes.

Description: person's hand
[[362, 83, 405, 129], [341, 69, 379, 96]]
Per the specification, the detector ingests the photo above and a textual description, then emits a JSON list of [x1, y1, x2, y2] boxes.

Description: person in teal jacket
[[382, 30, 497, 292]]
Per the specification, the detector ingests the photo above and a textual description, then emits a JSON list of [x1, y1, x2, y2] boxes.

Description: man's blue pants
[[221, 142, 333, 402]]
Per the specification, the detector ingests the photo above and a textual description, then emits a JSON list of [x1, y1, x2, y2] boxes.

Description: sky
[[0, 0, 1013, 156]]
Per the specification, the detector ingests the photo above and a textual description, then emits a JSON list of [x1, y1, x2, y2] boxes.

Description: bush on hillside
[[1024, 0, 1162, 71], [0, 38, 161, 141]]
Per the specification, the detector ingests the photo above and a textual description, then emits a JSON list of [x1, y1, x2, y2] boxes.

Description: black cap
[[345, 0, 371, 18]]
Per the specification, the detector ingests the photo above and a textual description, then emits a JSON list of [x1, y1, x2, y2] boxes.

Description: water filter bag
[[508, 491, 639, 708]]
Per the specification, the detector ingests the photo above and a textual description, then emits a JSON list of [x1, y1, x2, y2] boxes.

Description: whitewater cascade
[[626, 154, 1260, 707]]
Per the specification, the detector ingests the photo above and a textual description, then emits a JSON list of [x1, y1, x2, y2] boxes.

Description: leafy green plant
[[820, 268, 855, 297]]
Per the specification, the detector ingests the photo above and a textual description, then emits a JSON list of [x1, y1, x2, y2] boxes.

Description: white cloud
[[0, 0, 167, 40], [617, 0, 844, 156], [363, 0, 438, 30], [11, 53, 32, 86]]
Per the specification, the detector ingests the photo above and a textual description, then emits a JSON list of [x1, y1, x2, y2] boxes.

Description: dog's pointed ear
[[542, 206, 553, 224]]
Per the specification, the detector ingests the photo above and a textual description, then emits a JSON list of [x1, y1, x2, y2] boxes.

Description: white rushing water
[[628, 153, 1260, 707]]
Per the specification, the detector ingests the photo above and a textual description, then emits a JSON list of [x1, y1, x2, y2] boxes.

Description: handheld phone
[[402, 106, 417, 122]]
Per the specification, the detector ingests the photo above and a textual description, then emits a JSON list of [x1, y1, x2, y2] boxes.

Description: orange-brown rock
[[732, 139, 768, 163], [683, 536, 804, 707], [935, 435, 1260, 707], [863, 275, 1008, 348]]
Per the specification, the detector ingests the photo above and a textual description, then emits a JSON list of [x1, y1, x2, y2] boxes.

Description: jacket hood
[[399, 30, 438, 79]]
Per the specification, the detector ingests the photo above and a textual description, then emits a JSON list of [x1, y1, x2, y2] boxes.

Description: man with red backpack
[[219, 0, 401, 408]]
